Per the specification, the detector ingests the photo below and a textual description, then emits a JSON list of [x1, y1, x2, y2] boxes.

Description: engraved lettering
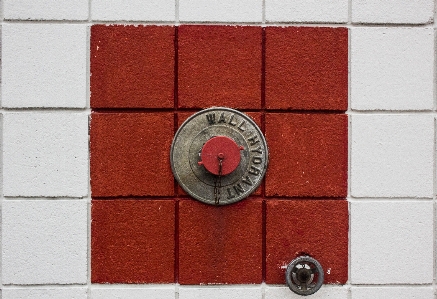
[[241, 176, 253, 186], [251, 146, 263, 155], [218, 112, 226, 123], [248, 165, 261, 176], [227, 188, 236, 199], [228, 114, 237, 126], [238, 120, 246, 132], [248, 135, 260, 146], [252, 157, 263, 164], [233, 183, 245, 196], [206, 113, 216, 125]]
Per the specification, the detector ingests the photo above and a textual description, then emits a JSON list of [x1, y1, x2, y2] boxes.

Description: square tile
[[351, 115, 434, 198], [266, 200, 348, 284], [91, 200, 175, 283], [178, 199, 262, 284], [3, 288, 87, 299], [266, 27, 348, 111], [351, 286, 433, 298], [350, 201, 433, 284], [4, 113, 89, 197], [178, 25, 262, 109], [4, 0, 88, 20], [179, 286, 262, 299], [2, 24, 87, 108], [91, 0, 174, 21], [91, 25, 175, 108], [2, 200, 87, 284], [265, 286, 348, 299], [265, 114, 348, 197], [90, 112, 174, 197], [351, 28, 434, 110]]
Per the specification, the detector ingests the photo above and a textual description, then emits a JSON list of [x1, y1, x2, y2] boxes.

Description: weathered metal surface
[[286, 256, 324, 296], [170, 107, 268, 205]]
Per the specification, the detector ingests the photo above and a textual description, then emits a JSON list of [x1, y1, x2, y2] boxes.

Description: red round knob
[[198, 136, 243, 175]]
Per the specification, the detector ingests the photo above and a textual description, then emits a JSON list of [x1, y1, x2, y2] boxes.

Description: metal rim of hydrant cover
[[286, 256, 324, 296], [170, 107, 268, 205]]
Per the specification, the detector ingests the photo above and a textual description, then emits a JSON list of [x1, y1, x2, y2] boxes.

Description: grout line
[[262, 0, 266, 24], [175, 0, 180, 25], [433, 4, 437, 298], [347, 20, 352, 296]]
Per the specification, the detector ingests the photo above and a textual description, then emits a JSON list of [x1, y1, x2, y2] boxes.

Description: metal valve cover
[[170, 107, 268, 205]]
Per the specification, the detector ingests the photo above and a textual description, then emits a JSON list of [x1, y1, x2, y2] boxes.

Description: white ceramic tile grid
[[265, 0, 348, 23], [351, 286, 434, 299], [2, 288, 87, 299], [179, 286, 262, 299], [2, 24, 87, 108], [91, 0, 175, 21], [351, 0, 434, 24], [179, 0, 262, 23], [2, 200, 88, 285], [350, 114, 434, 198], [351, 27, 434, 111], [265, 285, 349, 299], [3, 0, 89, 20], [3, 112, 89, 197], [350, 201, 433, 284], [91, 286, 176, 299]]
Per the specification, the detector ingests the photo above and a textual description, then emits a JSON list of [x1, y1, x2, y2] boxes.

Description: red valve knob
[[198, 136, 243, 175]]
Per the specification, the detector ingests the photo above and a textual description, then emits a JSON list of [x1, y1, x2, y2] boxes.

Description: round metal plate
[[170, 107, 269, 205]]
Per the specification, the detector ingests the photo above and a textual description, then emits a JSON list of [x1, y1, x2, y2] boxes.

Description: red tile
[[265, 113, 347, 197], [266, 27, 348, 111], [266, 199, 348, 284], [178, 25, 262, 109], [91, 200, 175, 283], [179, 199, 263, 284], [90, 112, 174, 197], [91, 25, 175, 108]]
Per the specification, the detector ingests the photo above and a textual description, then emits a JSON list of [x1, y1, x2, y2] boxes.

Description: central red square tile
[[178, 199, 263, 284]]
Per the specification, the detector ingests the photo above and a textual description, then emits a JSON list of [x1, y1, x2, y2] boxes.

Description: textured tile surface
[[91, 25, 175, 108], [266, 27, 348, 111], [2, 24, 87, 108], [91, 200, 175, 283], [2, 201, 87, 284], [178, 25, 262, 109], [90, 112, 174, 197], [265, 114, 348, 197], [266, 200, 348, 284], [4, 113, 89, 197]]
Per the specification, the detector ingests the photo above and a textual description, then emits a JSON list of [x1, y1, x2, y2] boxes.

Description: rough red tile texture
[[266, 200, 348, 284], [265, 113, 348, 197], [91, 200, 175, 283], [179, 199, 263, 284], [91, 25, 175, 108], [266, 27, 348, 111], [178, 25, 262, 109], [90, 112, 174, 197]]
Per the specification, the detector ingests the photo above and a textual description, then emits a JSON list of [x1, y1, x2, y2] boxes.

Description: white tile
[[352, 0, 434, 24], [351, 115, 433, 198], [351, 28, 434, 111], [2, 24, 87, 108], [265, 286, 348, 299], [91, 286, 175, 299], [3, 288, 87, 299], [3, 0, 88, 20], [3, 113, 89, 197], [352, 287, 433, 299], [266, 0, 348, 23], [179, 286, 262, 299], [91, 0, 175, 21], [350, 201, 433, 284], [2, 200, 88, 284], [179, 0, 262, 22]]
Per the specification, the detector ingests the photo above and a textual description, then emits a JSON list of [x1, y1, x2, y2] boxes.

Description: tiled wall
[[1, 1, 436, 299]]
